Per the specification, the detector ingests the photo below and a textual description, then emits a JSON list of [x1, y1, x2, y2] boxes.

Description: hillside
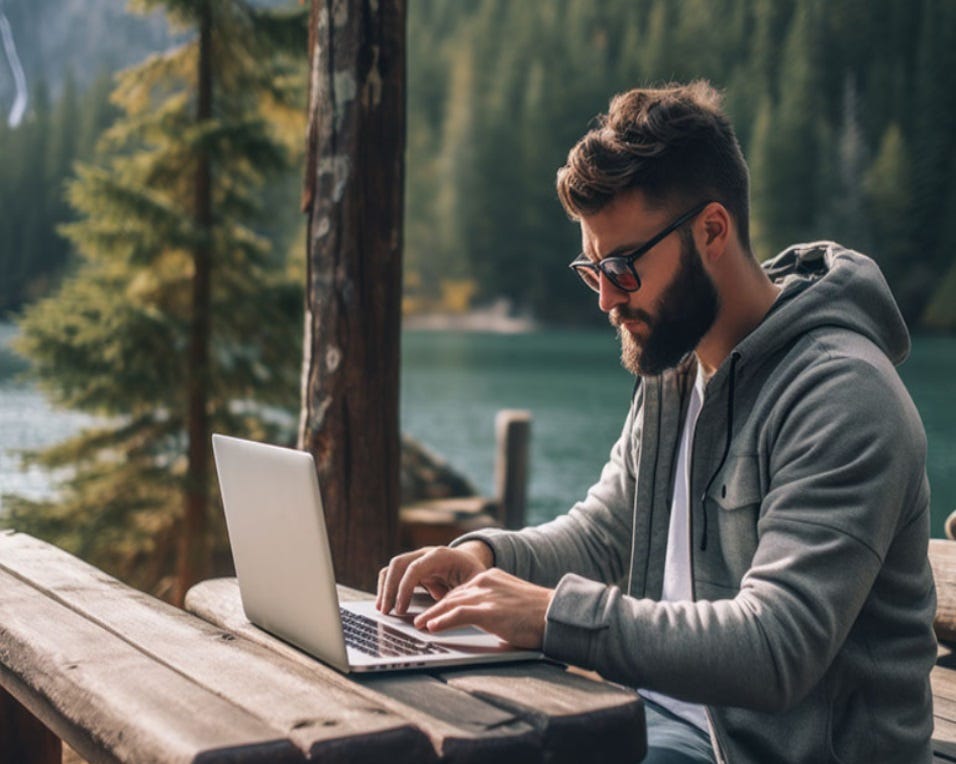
[[0, 0, 292, 125]]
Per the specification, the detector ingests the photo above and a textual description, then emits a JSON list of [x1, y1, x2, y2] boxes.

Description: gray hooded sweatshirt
[[454, 243, 936, 763]]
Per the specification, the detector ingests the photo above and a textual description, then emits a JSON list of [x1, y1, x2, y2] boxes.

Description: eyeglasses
[[568, 200, 711, 293]]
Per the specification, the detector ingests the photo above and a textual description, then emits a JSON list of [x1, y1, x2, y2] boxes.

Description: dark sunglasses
[[568, 200, 711, 293]]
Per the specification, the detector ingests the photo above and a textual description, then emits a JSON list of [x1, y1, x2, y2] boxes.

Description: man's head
[[556, 80, 750, 248], [557, 81, 751, 376]]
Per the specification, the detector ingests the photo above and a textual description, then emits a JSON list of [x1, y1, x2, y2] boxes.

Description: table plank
[[187, 578, 542, 763], [440, 664, 645, 763], [186, 577, 645, 763], [0, 567, 303, 764], [0, 531, 432, 763]]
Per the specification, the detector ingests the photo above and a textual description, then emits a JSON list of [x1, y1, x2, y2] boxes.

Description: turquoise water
[[400, 330, 956, 537], [2, 323, 955, 536]]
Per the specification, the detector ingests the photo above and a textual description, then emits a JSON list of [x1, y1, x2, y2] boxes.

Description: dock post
[[495, 410, 532, 530]]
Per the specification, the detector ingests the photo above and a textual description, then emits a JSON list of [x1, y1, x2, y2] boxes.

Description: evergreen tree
[[864, 123, 915, 301], [394, 0, 956, 327], [6, 0, 307, 602]]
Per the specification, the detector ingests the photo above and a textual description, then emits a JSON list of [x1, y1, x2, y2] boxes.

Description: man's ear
[[698, 202, 731, 262]]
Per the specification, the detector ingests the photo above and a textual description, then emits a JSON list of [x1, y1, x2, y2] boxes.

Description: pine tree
[[864, 123, 915, 299], [7, 0, 307, 602]]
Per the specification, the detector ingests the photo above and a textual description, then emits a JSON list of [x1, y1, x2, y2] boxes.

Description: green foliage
[[5, 0, 308, 596], [404, 0, 956, 328]]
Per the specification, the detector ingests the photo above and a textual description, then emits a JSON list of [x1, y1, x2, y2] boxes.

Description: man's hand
[[375, 542, 492, 616], [414, 568, 554, 650]]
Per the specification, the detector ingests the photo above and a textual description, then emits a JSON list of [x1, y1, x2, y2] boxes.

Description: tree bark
[[300, 0, 406, 591], [176, 0, 214, 605]]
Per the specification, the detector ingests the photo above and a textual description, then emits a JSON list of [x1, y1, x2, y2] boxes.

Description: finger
[[412, 585, 475, 629], [420, 604, 488, 634], [395, 554, 438, 614], [379, 549, 428, 613], [422, 580, 450, 601], [374, 566, 388, 611]]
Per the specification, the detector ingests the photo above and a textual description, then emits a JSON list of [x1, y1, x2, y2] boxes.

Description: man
[[377, 81, 936, 763]]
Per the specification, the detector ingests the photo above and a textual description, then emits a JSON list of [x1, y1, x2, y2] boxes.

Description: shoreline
[[403, 299, 538, 334]]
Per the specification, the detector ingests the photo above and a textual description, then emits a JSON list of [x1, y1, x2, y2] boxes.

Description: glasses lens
[[602, 258, 639, 291], [574, 265, 601, 292]]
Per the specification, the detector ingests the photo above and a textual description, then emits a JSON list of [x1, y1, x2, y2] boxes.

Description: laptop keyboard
[[340, 608, 452, 658]]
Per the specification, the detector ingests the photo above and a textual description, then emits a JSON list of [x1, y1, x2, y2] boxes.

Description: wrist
[[456, 540, 494, 570]]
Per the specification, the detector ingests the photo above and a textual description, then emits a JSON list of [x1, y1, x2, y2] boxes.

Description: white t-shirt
[[640, 363, 710, 732]]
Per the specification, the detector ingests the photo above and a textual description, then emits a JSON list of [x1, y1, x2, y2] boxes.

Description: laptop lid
[[212, 434, 542, 673], [212, 433, 350, 671]]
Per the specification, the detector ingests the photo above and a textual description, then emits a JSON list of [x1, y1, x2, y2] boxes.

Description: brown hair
[[556, 80, 751, 251]]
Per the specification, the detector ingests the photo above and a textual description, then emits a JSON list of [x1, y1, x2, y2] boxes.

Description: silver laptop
[[212, 434, 542, 673]]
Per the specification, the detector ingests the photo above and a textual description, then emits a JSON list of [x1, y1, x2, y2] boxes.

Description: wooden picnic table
[[0, 530, 646, 763]]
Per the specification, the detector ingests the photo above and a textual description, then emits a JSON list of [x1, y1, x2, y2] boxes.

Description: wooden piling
[[495, 410, 531, 530]]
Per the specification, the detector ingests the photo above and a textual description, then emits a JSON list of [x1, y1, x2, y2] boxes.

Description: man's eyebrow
[[587, 240, 647, 262]]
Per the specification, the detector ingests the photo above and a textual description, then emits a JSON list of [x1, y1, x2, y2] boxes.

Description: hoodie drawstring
[[699, 351, 740, 551]]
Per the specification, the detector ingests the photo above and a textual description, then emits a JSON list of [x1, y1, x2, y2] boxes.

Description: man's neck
[[696, 263, 780, 376]]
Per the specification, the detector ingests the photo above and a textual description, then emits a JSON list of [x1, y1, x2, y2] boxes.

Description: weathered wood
[[440, 663, 645, 764], [186, 578, 541, 762], [1, 684, 61, 764], [931, 547, 956, 758], [400, 497, 501, 550], [930, 539, 956, 642], [299, 0, 407, 592], [0, 566, 303, 764], [495, 410, 532, 530], [0, 531, 431, 763], [186, 577, 644, 762]]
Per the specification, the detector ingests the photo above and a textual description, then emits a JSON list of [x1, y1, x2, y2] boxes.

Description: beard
[[611, 234, 720, 377]]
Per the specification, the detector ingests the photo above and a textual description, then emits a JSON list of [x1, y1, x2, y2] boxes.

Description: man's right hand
[[375, 541, 493, 616]]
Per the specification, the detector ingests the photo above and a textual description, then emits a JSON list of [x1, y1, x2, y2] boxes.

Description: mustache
[[609, 306, 654, 329]]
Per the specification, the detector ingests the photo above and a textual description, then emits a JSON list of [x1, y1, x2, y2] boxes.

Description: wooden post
[[495, 410, 532, 530], [299, 0, 407, 590], [0, 686, 61, 764]]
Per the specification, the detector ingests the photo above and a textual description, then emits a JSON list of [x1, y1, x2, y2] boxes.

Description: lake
[[2, 323, 955, 536]]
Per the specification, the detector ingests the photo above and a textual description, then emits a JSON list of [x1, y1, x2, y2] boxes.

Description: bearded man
[[377, 81, 936, 764]]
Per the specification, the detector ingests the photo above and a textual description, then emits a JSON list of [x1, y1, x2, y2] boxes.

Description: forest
[[3, 0, 956, 328], [2, 0, 955, 597]]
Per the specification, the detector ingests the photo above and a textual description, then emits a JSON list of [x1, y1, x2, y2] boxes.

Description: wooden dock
[[400, 410, 531, 549]]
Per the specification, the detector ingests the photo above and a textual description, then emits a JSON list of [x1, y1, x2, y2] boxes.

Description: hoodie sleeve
[[542, 346, 932, 711], [451, 389, 642, 589]]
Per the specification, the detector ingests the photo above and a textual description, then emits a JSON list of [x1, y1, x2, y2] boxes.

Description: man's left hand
[[413, 568, 554, 650]]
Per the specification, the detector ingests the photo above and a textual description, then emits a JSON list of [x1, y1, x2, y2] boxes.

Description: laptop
[[211, 433, 543, 673]]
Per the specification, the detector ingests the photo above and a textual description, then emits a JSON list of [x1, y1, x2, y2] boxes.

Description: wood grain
[[0, 531, 431, 763], [187, 578, 541, 762], [186, 577, 644, 762], [931, 539, 956, 643], [0, 566, 303, 764], [299, 0, 406, 593]]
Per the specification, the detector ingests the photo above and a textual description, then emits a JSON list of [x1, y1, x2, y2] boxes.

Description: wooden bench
[[930, 539, 956, 762], [0, 530, 644, 763]]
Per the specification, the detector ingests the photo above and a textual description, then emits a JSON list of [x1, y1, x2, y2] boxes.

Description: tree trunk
[[299, 0, 406, 591], [176, 0, 214, 605]]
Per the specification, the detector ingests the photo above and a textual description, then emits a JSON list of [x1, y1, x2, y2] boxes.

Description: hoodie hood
[[738, 241, 911, 368]]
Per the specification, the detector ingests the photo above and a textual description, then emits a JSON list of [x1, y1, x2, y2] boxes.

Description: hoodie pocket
[[704, 455, 763, 589]]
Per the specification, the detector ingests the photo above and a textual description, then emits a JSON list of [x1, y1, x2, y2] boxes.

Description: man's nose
[[598, 271, 629, 313]]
